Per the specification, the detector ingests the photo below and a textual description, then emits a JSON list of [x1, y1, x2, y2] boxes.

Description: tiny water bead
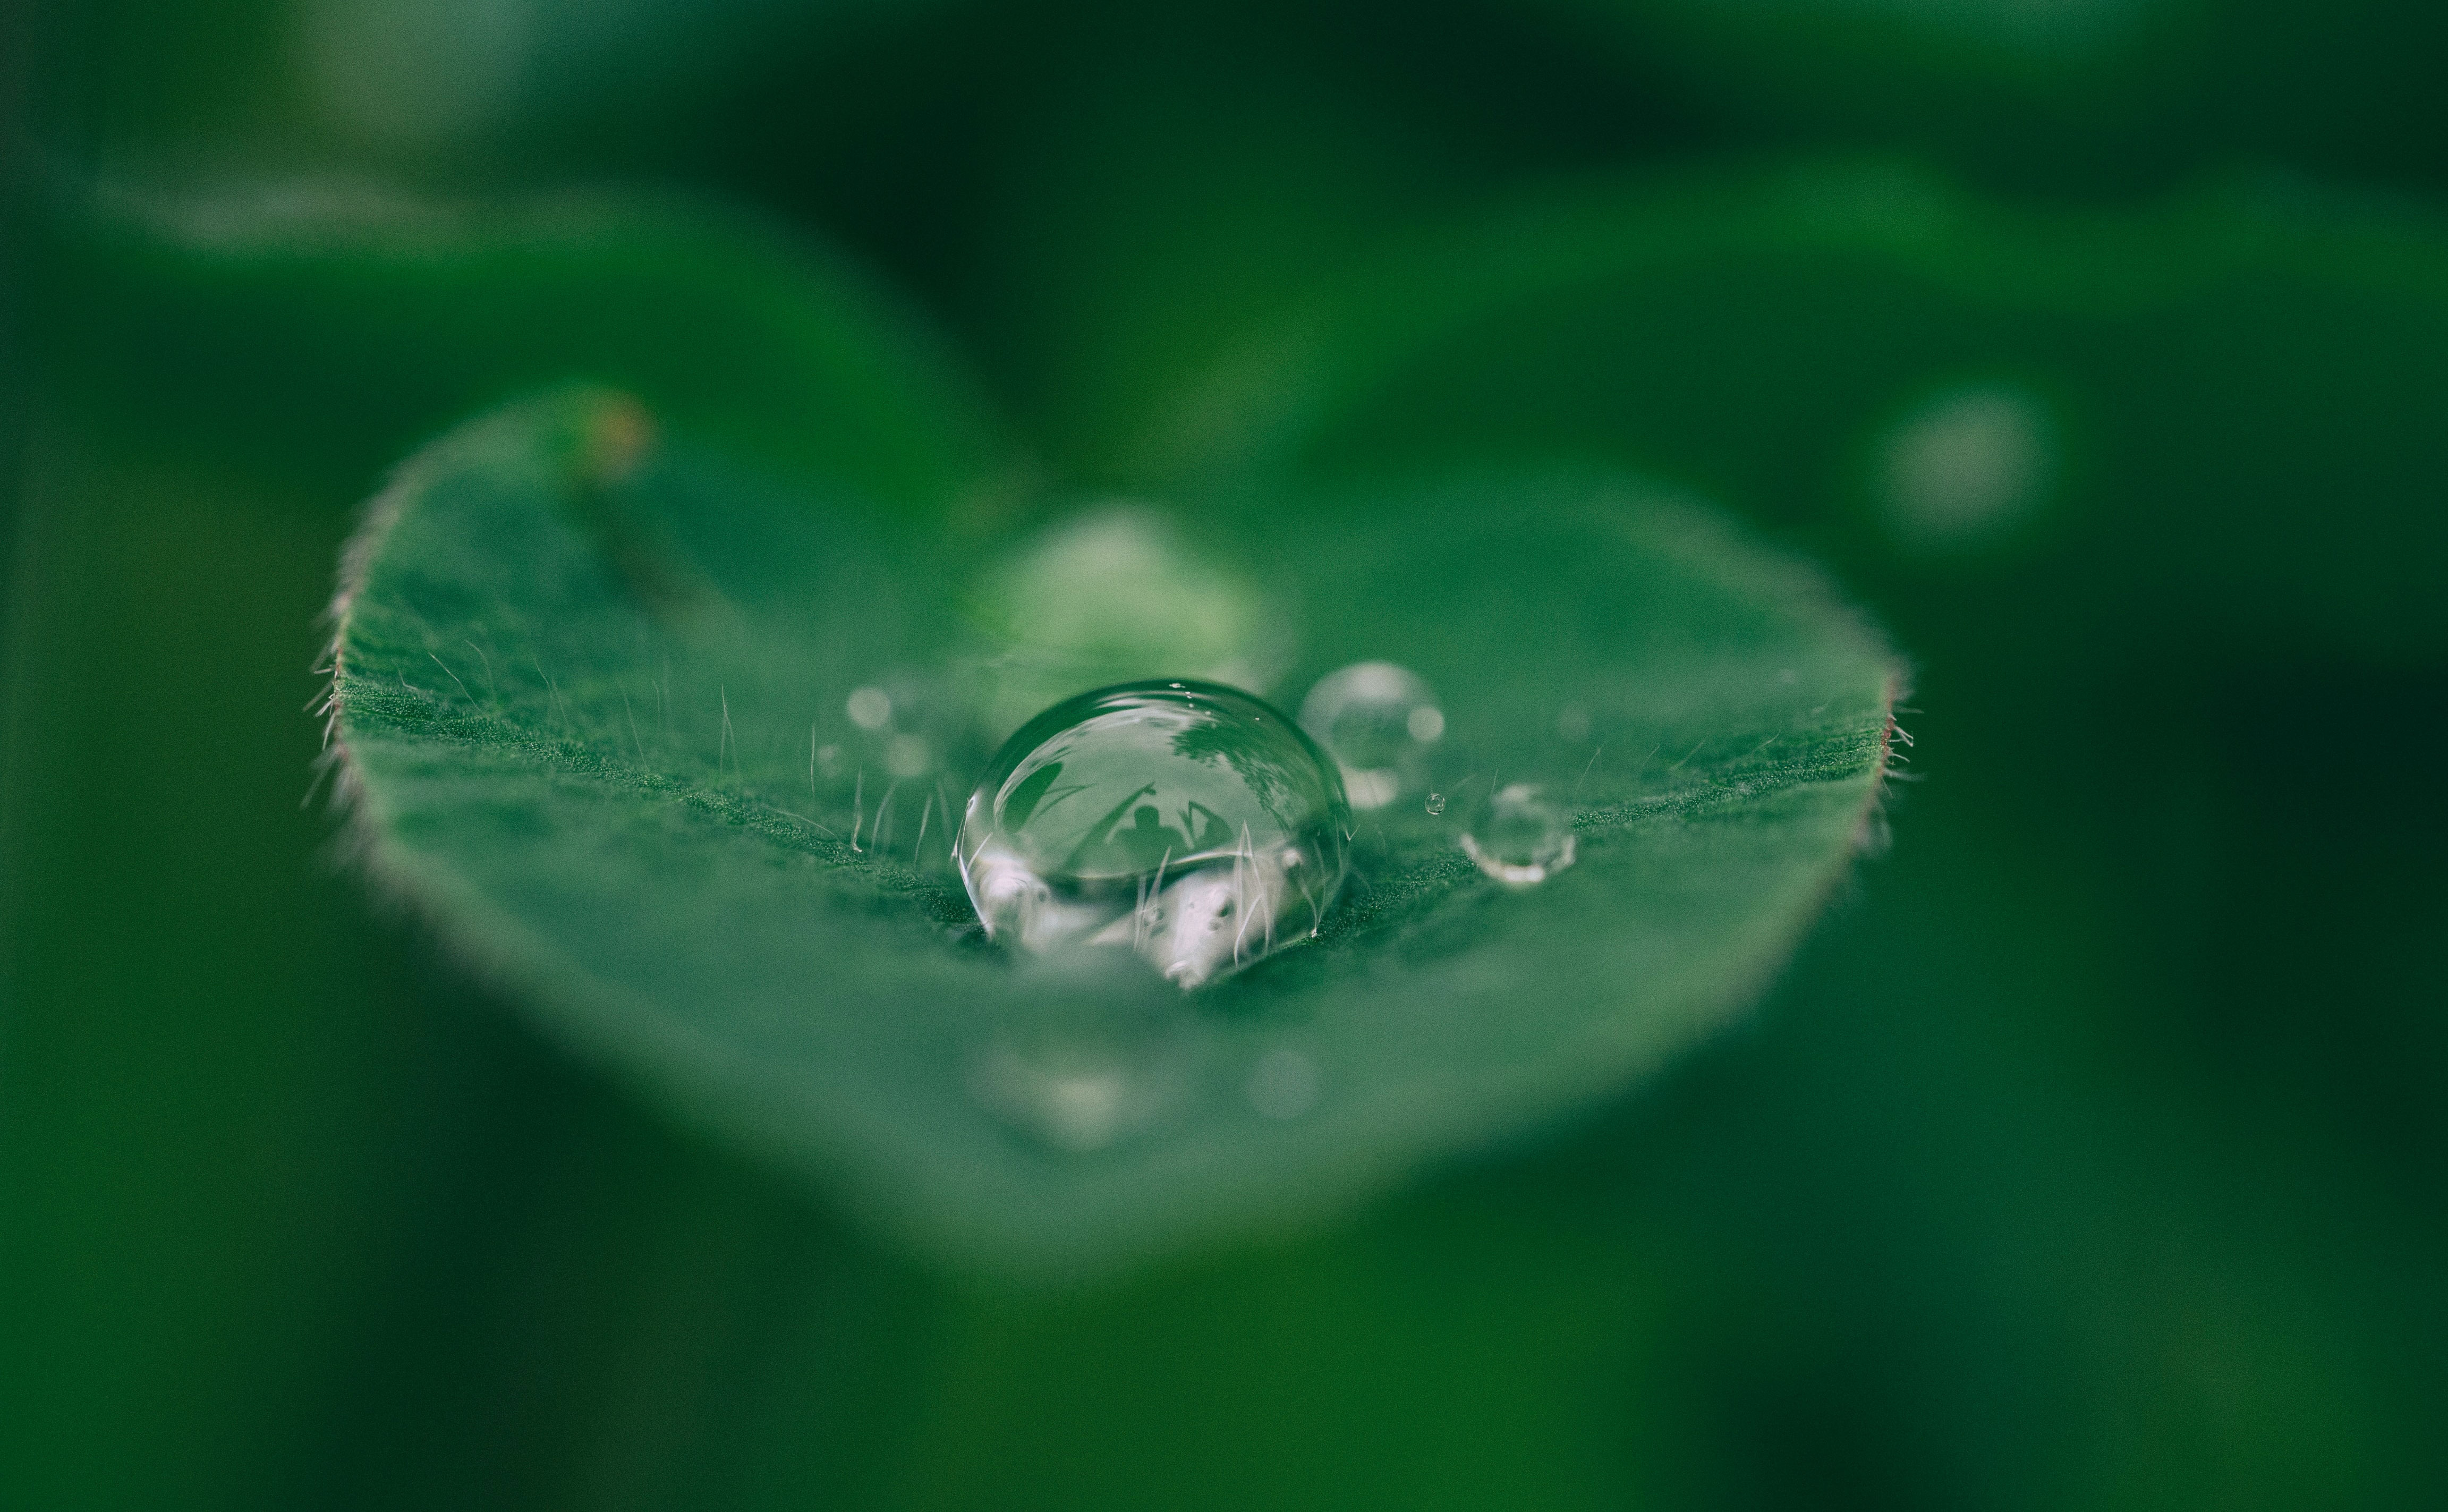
[[1298, 660, 1443, 810], [1462, 783, 1577, 887], [958, 680, 1352, 988]]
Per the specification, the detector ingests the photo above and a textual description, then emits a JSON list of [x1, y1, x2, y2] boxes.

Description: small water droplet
[[1462, 783, 1576, 888], [958, 679, 1350, 988], [1424, 792, 1447, 816], [846, 685, 892, 730], [1247, 1048, 1320, 1120], [1299, 660, 1442, 811]]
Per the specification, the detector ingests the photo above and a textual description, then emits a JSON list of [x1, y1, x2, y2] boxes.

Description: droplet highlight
[[1462, 783, 1577, 887], [1299, 660, 1443, 811], [958, 680, 1350, 988]]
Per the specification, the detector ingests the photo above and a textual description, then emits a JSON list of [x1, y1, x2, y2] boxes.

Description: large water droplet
[[1462, 783, 1577, 887], [958, 680, 1350, 988], [1299, 660, 1443, 810]]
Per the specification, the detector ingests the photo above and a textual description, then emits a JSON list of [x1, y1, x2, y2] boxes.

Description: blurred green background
[[4, 0, 2445, 1507]]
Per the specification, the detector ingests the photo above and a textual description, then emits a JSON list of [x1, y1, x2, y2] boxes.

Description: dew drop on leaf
[[1462, 783, 1577, 887], [957, 680, 1351, 989], [1298, 660, 1443, 810]]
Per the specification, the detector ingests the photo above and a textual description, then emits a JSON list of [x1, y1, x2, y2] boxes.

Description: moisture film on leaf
[[327, 388, 1900, 1271]]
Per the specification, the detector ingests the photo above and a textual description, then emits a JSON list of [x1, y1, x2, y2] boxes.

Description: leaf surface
[[330, 389, 1899, 1271]]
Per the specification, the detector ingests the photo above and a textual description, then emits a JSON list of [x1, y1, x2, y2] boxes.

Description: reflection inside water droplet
[[1299, 660, 1442, 810], [1463, 783, 1577, 887], [958, 680, 1350, 988]]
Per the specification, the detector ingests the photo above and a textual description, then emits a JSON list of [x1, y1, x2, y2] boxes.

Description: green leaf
[[23, 181, 1005, 508], [328, 388, 1899, 1272], [1115, 166, 2448, 657], [1529, 0, 2447, 191]]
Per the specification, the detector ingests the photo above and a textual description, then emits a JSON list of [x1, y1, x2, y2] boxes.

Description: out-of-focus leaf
[[326, 388, 1899, 1271], [1535, 0, 2448, 190], [36, 0, 886, 172], [1120, 165, 2448, 657], [22, 181, 1005, 509]]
